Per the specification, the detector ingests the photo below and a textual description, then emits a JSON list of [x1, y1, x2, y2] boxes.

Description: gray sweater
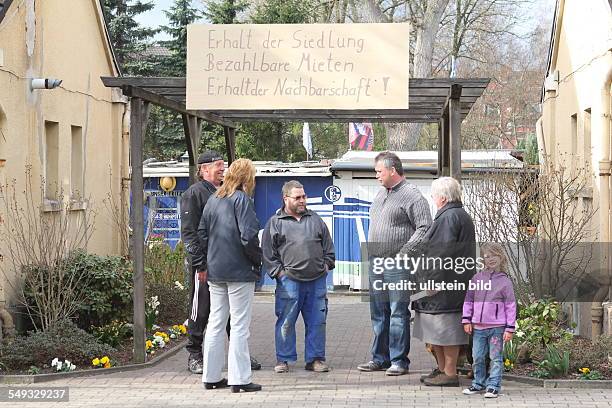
[[367, 179, 432, 258]]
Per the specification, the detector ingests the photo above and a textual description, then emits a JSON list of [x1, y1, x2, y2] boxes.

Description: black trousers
[[185, 265, 230, 359]]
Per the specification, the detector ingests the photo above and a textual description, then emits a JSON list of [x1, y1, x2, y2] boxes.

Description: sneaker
[[250, 356, 262, 371], [484, 388, 499, 398], [274, 361, 289, 373], [420, 368, 441, 383], [305, 360, 329, 372], [188, 358, 203, 374], [357, 361, 390, 372], [385, 364, 409, 376], [423, 373, 460, 386], [462, 386, 485, 395]]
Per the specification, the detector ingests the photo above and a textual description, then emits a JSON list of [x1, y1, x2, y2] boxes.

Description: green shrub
[[0, 319, 114, 371], [70, 251, 133, 328], [144, 240, 185, 287], [146, 282, 189, 325], [514, 299, 572, 348], [91, 320, 132, 348], [22, 251, 133, 330]]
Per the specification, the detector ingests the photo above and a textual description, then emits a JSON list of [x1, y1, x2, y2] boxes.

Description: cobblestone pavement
[[2, 295, 611, 407]]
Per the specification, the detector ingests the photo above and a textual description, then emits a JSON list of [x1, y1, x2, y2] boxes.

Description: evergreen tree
[[203, 0, 248, 24], [157, 0, 202, 77], [102, 0, 158, 75]]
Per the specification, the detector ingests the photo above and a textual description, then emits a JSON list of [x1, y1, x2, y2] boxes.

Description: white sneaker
[[484, 388, 499, 398]]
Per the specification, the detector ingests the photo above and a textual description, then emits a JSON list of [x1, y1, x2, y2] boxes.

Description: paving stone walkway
[[2, 295, 611, 407]]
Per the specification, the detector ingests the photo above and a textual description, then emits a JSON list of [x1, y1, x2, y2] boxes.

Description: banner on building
[[187, 23, 410, 110]]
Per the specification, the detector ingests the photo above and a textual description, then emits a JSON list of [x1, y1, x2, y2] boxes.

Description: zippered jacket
[[462, 269, 517, 332]]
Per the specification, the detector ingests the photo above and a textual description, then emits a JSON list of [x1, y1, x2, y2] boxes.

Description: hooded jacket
[[462, 269, 517, 332]]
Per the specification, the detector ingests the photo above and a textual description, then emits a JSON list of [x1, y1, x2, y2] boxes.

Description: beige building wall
[[540, 0, 612, 337], [0, 0, 129, 307]]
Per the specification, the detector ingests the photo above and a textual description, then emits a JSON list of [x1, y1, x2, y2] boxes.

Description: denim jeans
[[472, 327, 505, 391], [275, 274, 328, 363], [368, 268, 411, 368]]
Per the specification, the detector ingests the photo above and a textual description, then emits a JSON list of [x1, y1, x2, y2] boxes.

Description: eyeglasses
[[286, 194, 307, 200]]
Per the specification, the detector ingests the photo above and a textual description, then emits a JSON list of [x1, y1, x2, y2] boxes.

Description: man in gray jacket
[[262, 180, 335, 374]]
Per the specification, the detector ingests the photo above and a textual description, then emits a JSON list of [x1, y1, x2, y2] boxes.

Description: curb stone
[[504, 374, 612, 389], [0, 339, 187, 384]]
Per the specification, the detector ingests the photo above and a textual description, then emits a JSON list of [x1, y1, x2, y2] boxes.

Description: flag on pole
[[349, 123, 374, 151], [302, 122, 313, 159]]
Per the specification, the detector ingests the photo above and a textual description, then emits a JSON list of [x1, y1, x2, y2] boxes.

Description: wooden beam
[[121, 85, 236, 128], [441, 112, 450, 176], [449, 84, 463, 182], [130, 97, 146, 364], [224, 126, 236, 164]]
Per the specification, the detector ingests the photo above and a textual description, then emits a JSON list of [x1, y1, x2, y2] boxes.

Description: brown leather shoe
[[305, 360, 329, 372], [423, 373, 459, 386], [420, 368, 442, 383]]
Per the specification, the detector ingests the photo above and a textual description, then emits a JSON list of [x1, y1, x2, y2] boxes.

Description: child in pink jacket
[[461, 243, 516, 399]]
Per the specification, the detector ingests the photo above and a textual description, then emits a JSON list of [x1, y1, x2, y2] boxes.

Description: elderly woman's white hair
[[431, 177, 462, 203]]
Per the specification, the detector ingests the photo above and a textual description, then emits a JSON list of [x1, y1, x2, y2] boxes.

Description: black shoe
[[231, 383, 262, 393], [204, 378, 228, 389], [357, 361, 390, 372], [250, 356, 262, 371], [188, 358, 203, 374]]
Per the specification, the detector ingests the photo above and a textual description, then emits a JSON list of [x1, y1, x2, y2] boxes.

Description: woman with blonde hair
[[198, 159, 262, 393]]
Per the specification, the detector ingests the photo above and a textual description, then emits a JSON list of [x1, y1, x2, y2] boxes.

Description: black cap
[[197, 150, 224, 164]]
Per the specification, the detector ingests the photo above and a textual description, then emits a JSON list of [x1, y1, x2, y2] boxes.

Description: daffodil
[[92, 358, 100, 366]]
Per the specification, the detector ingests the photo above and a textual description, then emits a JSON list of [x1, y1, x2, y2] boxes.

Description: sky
[[135, 0, 557, 42]]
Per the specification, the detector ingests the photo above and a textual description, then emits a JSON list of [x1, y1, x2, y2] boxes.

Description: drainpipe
[[593, 49, 612, 338]]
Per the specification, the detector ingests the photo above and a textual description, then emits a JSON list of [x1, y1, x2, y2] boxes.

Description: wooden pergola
[[101, 75, 490, 363]]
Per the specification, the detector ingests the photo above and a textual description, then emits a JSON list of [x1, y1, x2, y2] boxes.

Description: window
[[44, 121, 59, 200], [71, 125, 84, 199]]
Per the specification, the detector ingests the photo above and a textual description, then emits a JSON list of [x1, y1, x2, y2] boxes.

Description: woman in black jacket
[[413, 177, 476, 387], [198, 159, 262, 393]]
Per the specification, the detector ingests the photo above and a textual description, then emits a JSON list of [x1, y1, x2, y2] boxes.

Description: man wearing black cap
[[181, 150, 261, 374]]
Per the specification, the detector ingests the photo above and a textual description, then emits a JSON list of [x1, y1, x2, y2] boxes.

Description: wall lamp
[[30, 78, 62, 90]]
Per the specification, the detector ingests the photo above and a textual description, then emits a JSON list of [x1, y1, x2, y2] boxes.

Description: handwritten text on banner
[[186, 23, 410, 110]]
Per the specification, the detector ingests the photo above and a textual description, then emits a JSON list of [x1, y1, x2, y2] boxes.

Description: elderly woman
[[413, 177, 476, 387], [198, 159, 262, 393]]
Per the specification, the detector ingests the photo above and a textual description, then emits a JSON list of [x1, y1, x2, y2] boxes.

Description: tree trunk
[[387, 0, 450, 151]]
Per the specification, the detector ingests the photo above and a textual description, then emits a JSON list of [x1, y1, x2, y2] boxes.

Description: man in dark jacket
[[180, 150, 261, 374], [262, 180, 335, 374]]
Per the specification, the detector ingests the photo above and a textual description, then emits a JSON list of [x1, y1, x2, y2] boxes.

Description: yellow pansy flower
[[579, 367, 590, 374], [100, 356, 110, 365], [92, 358, 100, 366]]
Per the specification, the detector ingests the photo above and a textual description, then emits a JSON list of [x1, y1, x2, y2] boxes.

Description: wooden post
[[223, 126, 236, 165], [182, 114, 201, 185], [449, 84, 463, 182], [130, 96, 146, 364]]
